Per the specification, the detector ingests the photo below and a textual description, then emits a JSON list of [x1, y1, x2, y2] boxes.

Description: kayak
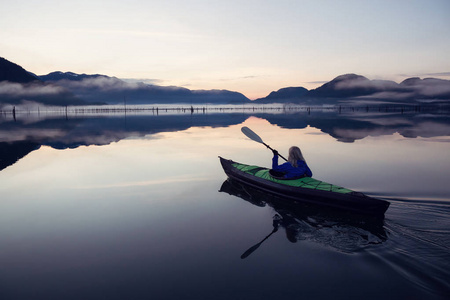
[[219, 156, 390, 217]]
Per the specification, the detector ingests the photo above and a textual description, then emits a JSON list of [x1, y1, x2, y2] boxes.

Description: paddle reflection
[[219, 179, 388, 258]]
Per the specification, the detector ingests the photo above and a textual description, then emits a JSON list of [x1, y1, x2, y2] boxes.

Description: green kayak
[[219, 156, 390, 217]]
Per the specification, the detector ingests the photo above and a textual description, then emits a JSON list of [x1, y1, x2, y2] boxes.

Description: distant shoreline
[[2, 103, 449, 119]]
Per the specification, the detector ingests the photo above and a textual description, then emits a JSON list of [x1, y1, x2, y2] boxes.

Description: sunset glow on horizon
[[1, 0, 450, 99]]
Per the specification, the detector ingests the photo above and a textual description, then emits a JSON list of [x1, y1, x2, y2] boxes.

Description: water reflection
[[1, 107, 449, 299], [219, 179, 388, 257], [1, 107, 450, 171]]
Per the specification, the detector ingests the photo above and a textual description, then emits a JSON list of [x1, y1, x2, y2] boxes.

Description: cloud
[[334, 77, 399, 91], [400, 77, 450, 98], [54, 76, 178, 93], [412, 80, 450, 98], [0, 126, 67, 142], [423, 72, 450, 77], [356, 91, 415, 101], [306, 81, 328, 84], [56, 76, 135, 91], [121, 78, 165, 85], [72, 175, 210, 190], [352, 78, 450, 100], [0, 81, 65, 97], [81, 29, 207, 41], [218, 75, 260, 82], [399, 72, 450, 78]]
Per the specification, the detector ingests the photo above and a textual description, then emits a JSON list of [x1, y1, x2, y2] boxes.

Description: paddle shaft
[[241, 126, 287, 161], [262, 142, 288, 161]]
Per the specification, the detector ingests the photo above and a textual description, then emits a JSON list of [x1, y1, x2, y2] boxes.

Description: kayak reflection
[[219, 179, 389, 258]]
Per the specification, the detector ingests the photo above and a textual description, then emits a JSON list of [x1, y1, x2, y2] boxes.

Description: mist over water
[[0, 105, 449, 299]]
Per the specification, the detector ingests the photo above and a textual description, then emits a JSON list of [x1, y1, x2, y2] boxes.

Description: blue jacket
[[272, 155, 313, 179]]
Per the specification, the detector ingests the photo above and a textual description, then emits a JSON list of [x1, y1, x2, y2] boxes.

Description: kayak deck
[[233, 163, 353, 194]]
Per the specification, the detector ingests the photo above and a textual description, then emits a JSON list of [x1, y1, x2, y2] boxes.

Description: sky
[[1, 0, 450, 99]]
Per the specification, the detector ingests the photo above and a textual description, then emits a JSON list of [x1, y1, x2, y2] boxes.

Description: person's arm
[[272, 150, 279, 169]]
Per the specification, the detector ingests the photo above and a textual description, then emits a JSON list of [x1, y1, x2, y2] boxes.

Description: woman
[[272, 146, 312, 179]]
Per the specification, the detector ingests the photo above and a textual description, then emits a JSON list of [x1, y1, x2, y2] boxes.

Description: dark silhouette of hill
[[255, 87, 308, 103], [39, 72, 251, 105], [0, 57, 39, 83], [0, 141, 41, 171]]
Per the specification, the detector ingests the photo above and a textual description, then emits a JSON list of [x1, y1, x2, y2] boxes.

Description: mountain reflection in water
[[1, 107, 450, 171], [219, 179, 388, 257], [1, 105, 449, 300]]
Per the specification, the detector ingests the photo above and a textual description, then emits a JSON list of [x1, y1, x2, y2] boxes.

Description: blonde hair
[[288, 146, 305, 167]]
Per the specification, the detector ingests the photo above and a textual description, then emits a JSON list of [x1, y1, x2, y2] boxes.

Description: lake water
[[1, 105, 449, 299]]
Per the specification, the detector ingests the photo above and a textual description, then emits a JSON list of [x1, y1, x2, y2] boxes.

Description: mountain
[[1, 58, 249, 106], [0, 58, 88, 106], [0, 57, 39, 83], [255, 73, 450, 105], [39, 71, 108, 82], [254, 87, 308, 103], [307, 74, 402, 99], [3, 56, 449, 106], [40, 72, 251, 105], [308, 74, 450, 102]]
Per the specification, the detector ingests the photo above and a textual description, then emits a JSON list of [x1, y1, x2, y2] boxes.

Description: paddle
[[241, 126, 287, 161], [240, 226, 279, 259]]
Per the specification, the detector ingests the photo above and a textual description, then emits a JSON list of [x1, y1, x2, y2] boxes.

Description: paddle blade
[[240, 228, 278, 259], [240, 243, 262, 259], [241, 126, 264, 144]]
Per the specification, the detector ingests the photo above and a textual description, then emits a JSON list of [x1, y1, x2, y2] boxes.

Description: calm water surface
[[1, 107, 449, 299]]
